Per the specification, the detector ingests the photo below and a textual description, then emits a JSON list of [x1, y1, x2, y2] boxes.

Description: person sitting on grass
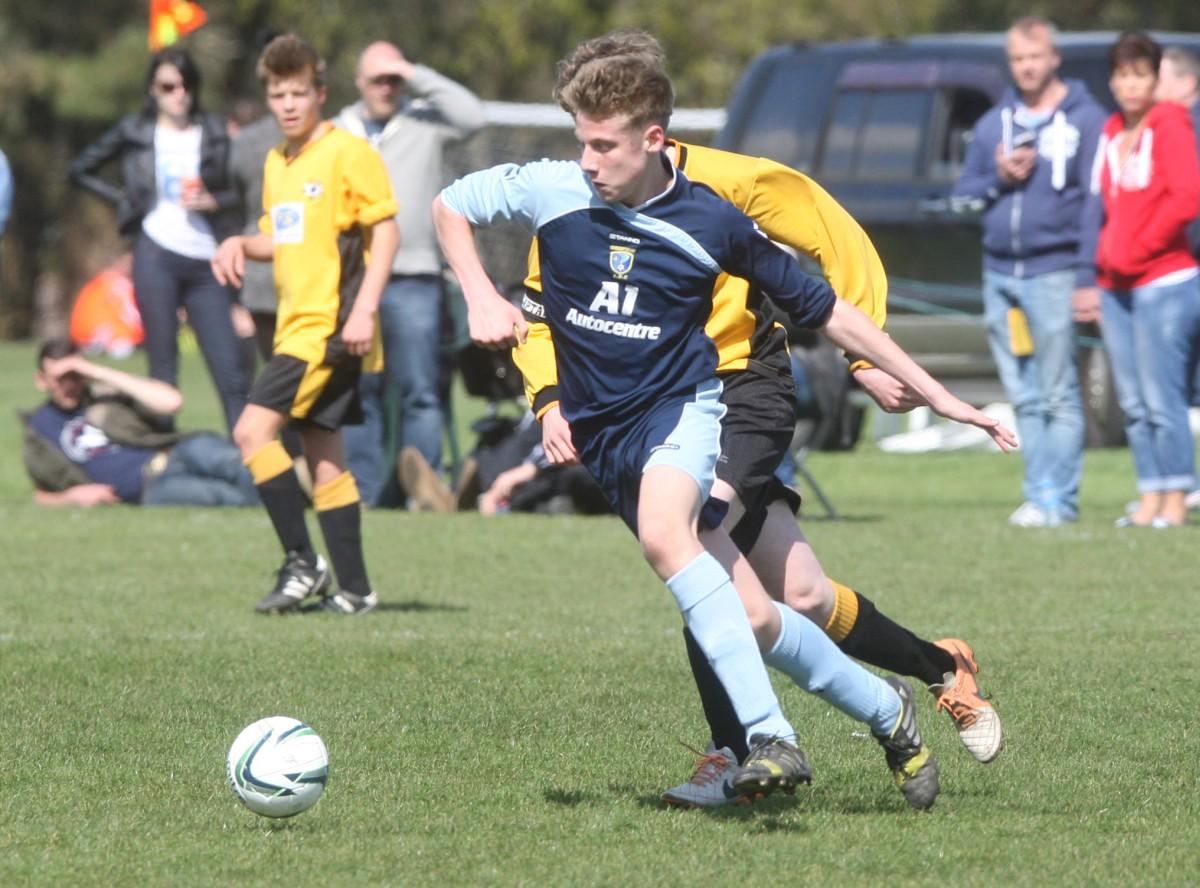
[[22, 338, 258, 507]]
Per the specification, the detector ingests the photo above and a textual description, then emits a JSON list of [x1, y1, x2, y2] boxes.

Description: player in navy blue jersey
[[433, 42, 1015, 806]]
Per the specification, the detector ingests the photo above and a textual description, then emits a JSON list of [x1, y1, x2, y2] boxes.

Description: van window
[[819, 88, 931, 180], [931, 88, 994, 181], [735, 57, 830, 171]]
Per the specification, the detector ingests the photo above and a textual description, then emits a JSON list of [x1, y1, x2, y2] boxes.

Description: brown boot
[[398, 447, 454, 513]]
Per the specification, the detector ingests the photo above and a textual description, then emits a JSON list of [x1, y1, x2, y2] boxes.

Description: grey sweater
[[335, 65, 485, 276], [229, 114, 284, 312]]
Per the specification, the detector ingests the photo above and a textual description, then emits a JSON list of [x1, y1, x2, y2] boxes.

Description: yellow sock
[[245, 440, 294, 485], [313, 471, 360, 512], [823, 580, 861, 642]]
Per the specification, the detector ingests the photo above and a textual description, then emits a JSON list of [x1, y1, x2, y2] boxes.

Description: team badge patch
[[271, 202, 305, 245], [609, 246, 635, 279]]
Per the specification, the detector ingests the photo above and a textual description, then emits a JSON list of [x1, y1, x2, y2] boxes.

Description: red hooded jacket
[[1093, 102, 1200, 290]]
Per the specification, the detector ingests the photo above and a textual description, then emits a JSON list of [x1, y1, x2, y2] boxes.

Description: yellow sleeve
[[742, 159, 887, 370], [338, 139, 398, 229], [514, 239, 560, 417]]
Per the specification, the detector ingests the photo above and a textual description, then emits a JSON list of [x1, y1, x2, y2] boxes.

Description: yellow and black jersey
[[261, 122, 397, 365], [515, 140, 888, 418]]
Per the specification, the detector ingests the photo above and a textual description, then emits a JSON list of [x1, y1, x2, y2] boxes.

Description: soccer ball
[[226, 716, 329, 818]]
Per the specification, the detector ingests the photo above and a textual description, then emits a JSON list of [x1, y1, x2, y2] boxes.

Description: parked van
[[716, 32, 1200, 444]]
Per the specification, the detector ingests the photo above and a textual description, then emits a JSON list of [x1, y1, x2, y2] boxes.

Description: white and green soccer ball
[[226, 716, 328, 818]]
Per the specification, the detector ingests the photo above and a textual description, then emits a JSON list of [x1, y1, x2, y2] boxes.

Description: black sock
[[257, 469, 314, 560], [683, 627, 750, 763], [836, 593, 956, 687], [317, 503, 370, 597]]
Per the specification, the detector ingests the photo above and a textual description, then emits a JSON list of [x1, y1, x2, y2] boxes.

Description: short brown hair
[[37, 338, 78, 369], [1108, 31, 1162, 74], [256, 33, 326, 88], [553, 30, 673, 129]]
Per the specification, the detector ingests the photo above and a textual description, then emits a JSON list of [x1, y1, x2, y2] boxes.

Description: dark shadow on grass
[[544, 788, 594, 806], [617, 783, 813, 830], [374, 600, 468, 613], [296, 599, 468, 614]]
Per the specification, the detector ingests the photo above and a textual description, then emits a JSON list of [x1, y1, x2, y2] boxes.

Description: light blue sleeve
[[0, 150, 12, 238], [440, 159, 590, 230]]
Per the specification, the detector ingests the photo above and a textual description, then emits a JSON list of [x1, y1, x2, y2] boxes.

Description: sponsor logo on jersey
[[271, 202, 305, 245], [521, 293, 546, 319], [303, 182, 324, 199], [609, 246, 635, 279], [564, 307, 661, 340]]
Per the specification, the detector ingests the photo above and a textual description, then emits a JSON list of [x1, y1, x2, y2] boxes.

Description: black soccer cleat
[[255, 552, 331, 614]]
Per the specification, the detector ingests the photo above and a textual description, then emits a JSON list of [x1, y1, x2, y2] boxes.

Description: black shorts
[[248, 353, 363, 431], [717, 366, 802, 553]]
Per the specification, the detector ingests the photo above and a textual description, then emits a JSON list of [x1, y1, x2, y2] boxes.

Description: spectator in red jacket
[[1091, 32, 1200, 527]]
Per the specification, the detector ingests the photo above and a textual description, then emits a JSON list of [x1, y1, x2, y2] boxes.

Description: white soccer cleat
[[930, 638, 1004, 763]]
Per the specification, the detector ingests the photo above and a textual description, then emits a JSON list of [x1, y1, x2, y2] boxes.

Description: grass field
[[1, 341, 1198, 887]]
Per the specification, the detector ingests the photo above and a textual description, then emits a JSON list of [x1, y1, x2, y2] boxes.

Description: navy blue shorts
[[575, 380, 729, 534]]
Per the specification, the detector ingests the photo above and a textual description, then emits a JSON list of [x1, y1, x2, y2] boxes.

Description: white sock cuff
[[665, 552, 730, 612], [764, 601, 803, 668]]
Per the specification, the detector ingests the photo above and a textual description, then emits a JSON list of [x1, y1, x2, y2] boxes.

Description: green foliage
[[1, 1, 1198, 337]]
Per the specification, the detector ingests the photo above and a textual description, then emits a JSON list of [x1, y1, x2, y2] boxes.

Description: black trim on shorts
[[248, 353, 364, 431]]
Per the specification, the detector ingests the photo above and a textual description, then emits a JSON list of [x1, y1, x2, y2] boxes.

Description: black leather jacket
[[69, 110, 240, 242]]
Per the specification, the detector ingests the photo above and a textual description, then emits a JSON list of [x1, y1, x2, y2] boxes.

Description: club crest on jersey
[[609, 246, 635, 279], [303, 182, 324, 199]]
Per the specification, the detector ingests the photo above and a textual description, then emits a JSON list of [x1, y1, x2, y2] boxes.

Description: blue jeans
[[1100, 277, 1200, 493], [983, 268, 1085, 518], [142, 434, 259, 506], [343, 371, 387, 506], [132, 234, 249, 432], [343, 274, 444, 505]]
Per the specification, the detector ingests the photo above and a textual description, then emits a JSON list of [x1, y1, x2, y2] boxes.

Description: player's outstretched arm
[[432, 195, 527, 349], [212, 233, 273, 289], [821, 300, 1017, 451]]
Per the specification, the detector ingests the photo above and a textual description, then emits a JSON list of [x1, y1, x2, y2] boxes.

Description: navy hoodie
[[954, 79, 1107, 286]]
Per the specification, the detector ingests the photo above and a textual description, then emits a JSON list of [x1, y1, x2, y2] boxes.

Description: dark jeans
[[133, 233, 249, 432], [142, 434, 259, 506]]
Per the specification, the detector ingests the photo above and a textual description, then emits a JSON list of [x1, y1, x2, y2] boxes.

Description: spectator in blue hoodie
[[954, 16, 1107, 528]]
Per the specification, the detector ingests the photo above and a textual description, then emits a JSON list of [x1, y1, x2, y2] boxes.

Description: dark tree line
[[0, 0, 1195, 336]]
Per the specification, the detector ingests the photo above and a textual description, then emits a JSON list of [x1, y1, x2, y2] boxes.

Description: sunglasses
[[155, 81, 188, 95], [367, 74, 404, 87]]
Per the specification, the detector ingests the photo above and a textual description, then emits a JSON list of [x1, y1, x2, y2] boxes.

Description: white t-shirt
[[141, 124, 218, 260]]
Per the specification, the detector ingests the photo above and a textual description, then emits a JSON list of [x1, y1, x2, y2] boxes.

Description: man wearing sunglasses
[[335, 42, 485, 507]]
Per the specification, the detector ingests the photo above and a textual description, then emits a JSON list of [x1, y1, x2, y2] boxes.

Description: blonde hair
[[553, 29, 673, 129]]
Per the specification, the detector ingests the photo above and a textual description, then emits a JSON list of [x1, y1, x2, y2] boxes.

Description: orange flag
[[149, 0, 208, 51]]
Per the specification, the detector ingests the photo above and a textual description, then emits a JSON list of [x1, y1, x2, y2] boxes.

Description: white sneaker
[[1007, 501, 1060, 528]]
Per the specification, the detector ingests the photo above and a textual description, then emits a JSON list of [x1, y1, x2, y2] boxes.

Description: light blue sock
[[666, 553, 794, 743], [764, 601, 900, 736]]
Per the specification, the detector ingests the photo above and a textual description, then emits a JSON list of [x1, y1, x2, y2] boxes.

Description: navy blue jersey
[[29, 402, 153, 502], [441, 158, 836, 433]]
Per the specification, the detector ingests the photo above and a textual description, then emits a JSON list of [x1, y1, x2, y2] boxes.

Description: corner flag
[[149, 0, 208, 51]]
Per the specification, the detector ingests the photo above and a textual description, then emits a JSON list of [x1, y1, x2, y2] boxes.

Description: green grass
[[1, 341, 1198, 886]]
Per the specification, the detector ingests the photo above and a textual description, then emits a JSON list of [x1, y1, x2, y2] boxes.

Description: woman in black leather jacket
[[70, 48, 249, 431]]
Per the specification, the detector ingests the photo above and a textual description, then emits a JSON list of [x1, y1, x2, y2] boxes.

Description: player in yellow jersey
[[516, 31, 1003, 806], [212, 34, 399, 615]]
